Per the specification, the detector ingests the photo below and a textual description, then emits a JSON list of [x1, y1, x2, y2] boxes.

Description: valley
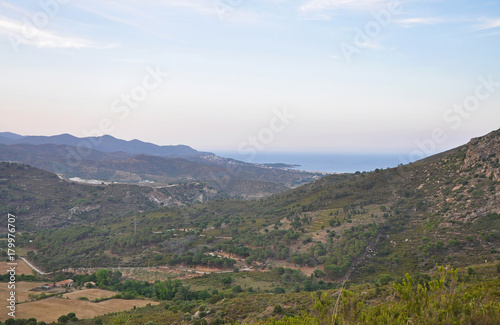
[[0, 129, 499, 324]]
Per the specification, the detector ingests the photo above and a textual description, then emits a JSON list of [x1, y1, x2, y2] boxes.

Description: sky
[[0, 0, 499, 156]]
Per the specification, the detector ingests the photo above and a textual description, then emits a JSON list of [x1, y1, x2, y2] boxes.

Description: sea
[[215, 152, 418, 174]]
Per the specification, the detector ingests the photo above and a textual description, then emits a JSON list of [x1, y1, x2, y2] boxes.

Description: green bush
[[378, 274, 393, 285], [57, 315, 69, 324]]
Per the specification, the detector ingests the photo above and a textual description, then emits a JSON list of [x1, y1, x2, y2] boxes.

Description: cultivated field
[[0, 281, 47, 303], [14, 297, 158, 322], [0, 282, 158, 322], [0, 259, 34, 275], [62, 288, 117, 300]]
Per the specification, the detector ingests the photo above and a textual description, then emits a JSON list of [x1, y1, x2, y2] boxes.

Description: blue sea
[[215, 152, 417, 174]]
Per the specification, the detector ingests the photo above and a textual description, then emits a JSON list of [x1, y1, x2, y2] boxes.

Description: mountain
[[0, 133, 324, 197], [0, 162, 235, 230], [0, 133, 208, 157], [19, 128, 499, 272], [6, 128, 500, 324], [0, 143, 316, 197], [0, 132, 24, 140]]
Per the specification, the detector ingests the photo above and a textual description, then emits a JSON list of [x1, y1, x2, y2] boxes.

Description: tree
[[314, 269, 326, 278], [96, 269, 111, 287], [221, 275, 232, 285], [58, 315, 69, 323], [274, 287, 285, 294]]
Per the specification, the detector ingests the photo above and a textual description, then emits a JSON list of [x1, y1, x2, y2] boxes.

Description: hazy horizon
[[1, 0, 499, 155]]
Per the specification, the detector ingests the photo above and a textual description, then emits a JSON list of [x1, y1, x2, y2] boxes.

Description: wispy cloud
[[71, 3, 145, 29], [73, 0, 262, 26], [113, 58, 147, 63], [0, 16, 117, 49], [359, 40, 384, 50], [298, 0, 392, 20], [473, 17, 500, 31], [299, 0, 388, 13], [395, 17, 443, 28], [75, 0, 218, 18]]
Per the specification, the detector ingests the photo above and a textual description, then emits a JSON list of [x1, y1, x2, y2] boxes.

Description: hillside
[[0, 134, 324, 194], [0, 162, 235, 231], [5, 128, 500, 324], [14, 129, 497, 271]]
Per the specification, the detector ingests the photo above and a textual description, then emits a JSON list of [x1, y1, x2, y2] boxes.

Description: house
[[42, 283, 55, 290], [56, 279, 74, 287]]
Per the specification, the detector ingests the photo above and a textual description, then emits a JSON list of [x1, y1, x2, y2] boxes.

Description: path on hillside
[[19, 257, 46, 275]]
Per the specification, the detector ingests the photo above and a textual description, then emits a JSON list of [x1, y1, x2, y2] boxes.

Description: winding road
[[19, 257, 46, 275]]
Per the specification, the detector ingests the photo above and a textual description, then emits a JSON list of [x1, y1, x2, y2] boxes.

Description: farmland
[[0, 283, 158, 322]]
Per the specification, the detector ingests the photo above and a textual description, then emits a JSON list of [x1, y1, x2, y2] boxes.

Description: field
[[0, 281, 47, 303], [0, 282, 158, 322], [62, 288, 117, 300], [0, 259, 35, 275], [15, 297, 158, 322]]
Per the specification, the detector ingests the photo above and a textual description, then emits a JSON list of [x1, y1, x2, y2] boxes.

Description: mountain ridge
[[0, 133, 324, 194], [0, 132, 210, 157]]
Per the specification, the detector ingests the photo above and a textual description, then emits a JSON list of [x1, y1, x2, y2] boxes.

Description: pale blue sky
[[1, 0, 499, 154]]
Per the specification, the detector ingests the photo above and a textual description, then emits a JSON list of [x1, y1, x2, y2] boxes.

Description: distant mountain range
[[0, 132, 323, 198], [0, 132, 208, 157]]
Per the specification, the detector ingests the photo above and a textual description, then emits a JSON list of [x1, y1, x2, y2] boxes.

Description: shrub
[[274, 287, 286, 294], [273, 304, 283, 314], [378, 274, 393, 285], [207, 294, 222, 304], [58, 315, 69, 324]]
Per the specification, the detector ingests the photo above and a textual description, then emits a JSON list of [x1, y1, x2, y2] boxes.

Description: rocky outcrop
[[462, 129, 500, 181]]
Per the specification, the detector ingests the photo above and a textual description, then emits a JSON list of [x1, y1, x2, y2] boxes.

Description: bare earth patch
[[0, 281, 48, 304], [0, 259, 34, 275], [13, 297, 158, 322], [62, 288, 117, 300]]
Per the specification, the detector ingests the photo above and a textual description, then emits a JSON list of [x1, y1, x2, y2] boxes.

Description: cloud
[[473, 17, 500, 31], [298, 0, 392, 20], [160, 0, 214, 14], [356, 39, 386, 50], [299, 0, 388, 13], [395, 17, 443, 28], [73, 0, 262, 25], [0, 16, 117, 49], [71, 3, 145, 29], [113, 58, 147, 63], [75, 0, 222, 18]]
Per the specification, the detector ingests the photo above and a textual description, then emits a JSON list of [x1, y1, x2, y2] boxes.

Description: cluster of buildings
[[41, 279, 74, 289]]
